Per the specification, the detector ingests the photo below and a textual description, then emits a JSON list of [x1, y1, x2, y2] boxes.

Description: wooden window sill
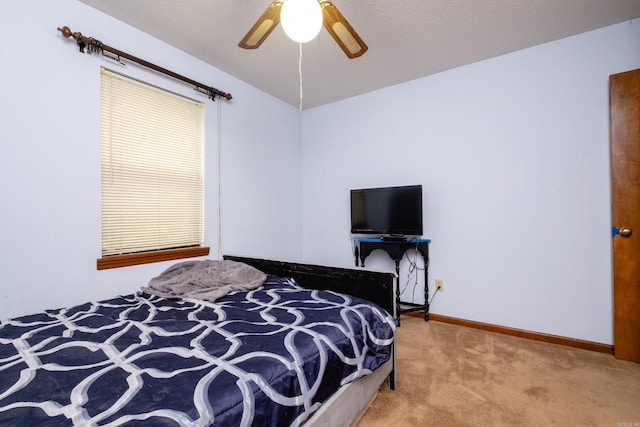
[[97, 247, 210, 270]]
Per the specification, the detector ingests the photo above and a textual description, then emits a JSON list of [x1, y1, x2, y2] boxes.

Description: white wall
[[301, 19, 640, 344], [0, 0, 302, 319], [2, 1, 638, 346]]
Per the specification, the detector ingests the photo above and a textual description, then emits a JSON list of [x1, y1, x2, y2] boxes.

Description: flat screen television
[[350, 185, 423, 238]]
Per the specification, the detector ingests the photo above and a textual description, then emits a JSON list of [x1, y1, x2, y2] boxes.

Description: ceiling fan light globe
[[281, 0, 323, 43]]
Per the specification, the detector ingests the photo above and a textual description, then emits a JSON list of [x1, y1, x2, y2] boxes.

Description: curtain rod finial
[[57, 26, 72, 38], [57, 26, 83, 41]]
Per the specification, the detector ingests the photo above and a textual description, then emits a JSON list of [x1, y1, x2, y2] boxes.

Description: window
[[98, 68, 209, 269]]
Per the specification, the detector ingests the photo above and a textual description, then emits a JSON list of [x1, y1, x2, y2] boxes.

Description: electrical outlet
[[435, 279, 444, 292]]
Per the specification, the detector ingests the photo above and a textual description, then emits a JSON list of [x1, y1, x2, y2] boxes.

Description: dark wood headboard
[[223, 255, 397, 317]]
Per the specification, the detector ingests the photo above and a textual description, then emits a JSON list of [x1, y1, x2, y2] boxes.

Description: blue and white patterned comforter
[[0, 276, 396, 426]]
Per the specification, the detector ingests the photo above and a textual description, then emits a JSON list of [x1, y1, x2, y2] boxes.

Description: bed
[[0, 256, 397, 426]]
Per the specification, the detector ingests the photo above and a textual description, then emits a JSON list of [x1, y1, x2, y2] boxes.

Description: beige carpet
[[357, 316, 640, 427]]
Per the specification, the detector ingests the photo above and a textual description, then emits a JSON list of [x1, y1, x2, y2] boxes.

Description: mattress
[[0, 275, 396, 426]]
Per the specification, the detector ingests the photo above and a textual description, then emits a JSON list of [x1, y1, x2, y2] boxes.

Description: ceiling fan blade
[[320, 1, 368, 59], [238, 1, 283, 49]]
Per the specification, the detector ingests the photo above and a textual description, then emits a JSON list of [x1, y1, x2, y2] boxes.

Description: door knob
[[619, 227, 632, 237]]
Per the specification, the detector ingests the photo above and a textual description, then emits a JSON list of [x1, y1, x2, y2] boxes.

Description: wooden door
[[610, 69, 640, 363]]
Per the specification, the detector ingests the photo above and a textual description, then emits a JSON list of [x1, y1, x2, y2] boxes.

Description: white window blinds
[[100, 68, 205, 257]]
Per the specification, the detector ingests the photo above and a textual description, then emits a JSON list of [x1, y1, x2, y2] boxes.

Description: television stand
[[353, 237, 431, 324], [380, 235, 408, 242]]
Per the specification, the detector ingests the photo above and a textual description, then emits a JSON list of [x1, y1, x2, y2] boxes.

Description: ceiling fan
[[238, 0, 368, 59]]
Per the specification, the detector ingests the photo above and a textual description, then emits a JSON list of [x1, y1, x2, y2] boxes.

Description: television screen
[[350, 185, 423, 237]]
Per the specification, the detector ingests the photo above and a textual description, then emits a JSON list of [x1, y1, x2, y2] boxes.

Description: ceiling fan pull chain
[[298, 42, 304, 111]]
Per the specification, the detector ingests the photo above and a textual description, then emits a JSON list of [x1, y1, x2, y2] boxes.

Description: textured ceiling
[[80, 0, 640, 109]]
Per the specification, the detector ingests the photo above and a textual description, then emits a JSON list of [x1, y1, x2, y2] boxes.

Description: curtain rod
[[57, 26, 232, 102]]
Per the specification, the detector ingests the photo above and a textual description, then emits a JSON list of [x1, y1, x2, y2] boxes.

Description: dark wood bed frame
[[224, 255, 397, 317], [223, 255, 398, 390]]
